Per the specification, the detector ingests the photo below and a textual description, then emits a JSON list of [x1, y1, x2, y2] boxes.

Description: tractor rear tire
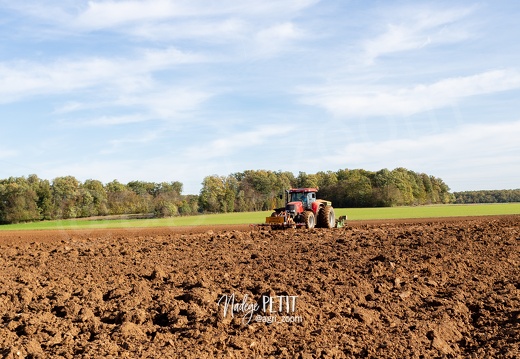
[[318, 205, 335, 228], [302, 211, 315, 229]]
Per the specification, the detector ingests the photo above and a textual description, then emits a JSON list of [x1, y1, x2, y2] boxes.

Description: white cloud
[[130, 18, 247, 42], [2, 0, 318, 33], [362, 6, 475, 64], [53, 101, 85, 114], [254, 22, 305, 56], [72, 0, 318, 29], [4, 1, 318, 53], [75, 0, 180, 28], [114, 88, 212, 118], [53, 87, 211, 129], [139, 47, 208, 67], [300, 69, 520, 118], [0, 59, 125, 102], [80, 114, 148, 126], [183, 126, 294, 160], [0, 47, 207, 104]]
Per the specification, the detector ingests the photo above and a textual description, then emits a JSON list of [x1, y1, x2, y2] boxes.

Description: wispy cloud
[[80, 114, 148, 127], [54, 86, 212, 130], [184, 126, 294, 160], [72, 1, 315, 60], [4, 1, 317, 60], [52, 101, 85, 114], [71, 0, 319, 29], [129, 18, 247, 42], [362, 5, 475, 64], [74, 0, 181, 29], [300, 69, 520, 118], [5, 0, 318, 32], [114, 88, 212, 119], [254, 22, 306, 57], [0, 47, 207, 104]]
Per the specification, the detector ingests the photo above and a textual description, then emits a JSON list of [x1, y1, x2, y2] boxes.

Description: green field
[[0, 203, 518, 231]]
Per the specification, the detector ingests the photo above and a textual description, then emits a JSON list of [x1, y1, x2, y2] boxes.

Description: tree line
[[0, 175, 198, 224], [453, 189, 520, 204], [198, 168, 455, 213], [0, 168, 458, 224]]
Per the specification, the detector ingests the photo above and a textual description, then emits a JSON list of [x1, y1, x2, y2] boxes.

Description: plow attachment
[[253, 214, 348, 230], [335, 215, 347, 228]]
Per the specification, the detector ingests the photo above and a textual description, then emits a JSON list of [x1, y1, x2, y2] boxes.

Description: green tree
[[27, 174, 53, 220], [105, 180, 142, 215], [296, 171, 319, 188], [199, 175, 227, 213], [389, 168, 414, 205], [178, 195, 199, 215], [0, 177, 40, 224], [77, 189, 95, 217], [371, 169, 400, 206], [52, 176, 81, 219], [233, 170, 291, 211], [127, 181, 157, 196], [154, 181, 183, 196], [154, 193, 179, 217], [343, 169, 373, 207], [315, 171, 338, 189], [83, 179, 109, 216]]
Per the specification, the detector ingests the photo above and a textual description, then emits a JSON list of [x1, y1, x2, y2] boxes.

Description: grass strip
[[1, 203, 518, 231]]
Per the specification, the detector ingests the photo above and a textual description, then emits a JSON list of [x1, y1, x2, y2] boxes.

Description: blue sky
[[0, 0, 519, 194]]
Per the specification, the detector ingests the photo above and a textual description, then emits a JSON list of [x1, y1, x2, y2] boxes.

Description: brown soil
[[0, 215, 518, 358]]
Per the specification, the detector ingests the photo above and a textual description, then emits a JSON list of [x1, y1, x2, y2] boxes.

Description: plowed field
[[0, 215, 519, 358]]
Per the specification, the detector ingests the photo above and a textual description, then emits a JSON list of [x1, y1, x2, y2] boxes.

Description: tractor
[[265, 188, 346, 229]]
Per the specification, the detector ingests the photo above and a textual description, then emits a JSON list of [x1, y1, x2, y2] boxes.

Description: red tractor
[[265, 188, 346, 229]]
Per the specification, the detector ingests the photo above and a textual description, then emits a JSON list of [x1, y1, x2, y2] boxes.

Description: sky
[[0, 0, 519, 194]]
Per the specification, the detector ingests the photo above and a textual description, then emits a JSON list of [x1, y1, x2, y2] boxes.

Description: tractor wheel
[[302, 211, 315, 229], [318, 205, 335, 228]]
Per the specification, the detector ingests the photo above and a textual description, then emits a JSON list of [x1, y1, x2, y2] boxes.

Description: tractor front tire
[[302, 211, 315, 229], [318, 205, 335, 228]]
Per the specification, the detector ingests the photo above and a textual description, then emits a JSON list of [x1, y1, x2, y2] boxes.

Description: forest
[[453, 189, 520, 204], [0, 168, 459, 224], [198, 168, 454, 213], [0, 175, 198, 224]]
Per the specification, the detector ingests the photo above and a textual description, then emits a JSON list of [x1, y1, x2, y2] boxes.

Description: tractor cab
[[288, 189, 317, 210], [284, 188, 320, 217]]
